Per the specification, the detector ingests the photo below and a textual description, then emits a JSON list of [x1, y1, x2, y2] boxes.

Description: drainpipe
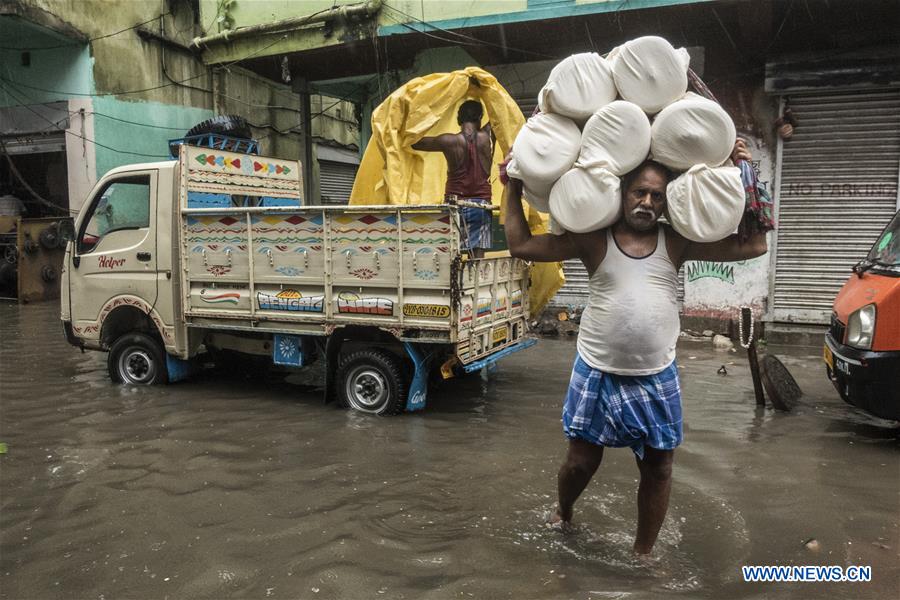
[[190, 0, 383, 50]]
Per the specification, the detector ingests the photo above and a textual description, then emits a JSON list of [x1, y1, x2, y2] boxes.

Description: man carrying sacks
[[413, 98, 495, 258], [503, 140, 768, 554]]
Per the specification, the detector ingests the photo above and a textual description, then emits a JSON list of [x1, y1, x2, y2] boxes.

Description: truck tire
[[336, 349, 407, 415], [108, 332, 168, 385], [186, 115, 253, 140]]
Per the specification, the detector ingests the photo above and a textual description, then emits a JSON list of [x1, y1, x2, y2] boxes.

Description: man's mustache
[[630, 207, 656, 219]]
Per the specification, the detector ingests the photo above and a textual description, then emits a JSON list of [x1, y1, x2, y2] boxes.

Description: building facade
[[5, 0, 898, 327], [0, 0, 360, 214], [185, 0, 899, 328]]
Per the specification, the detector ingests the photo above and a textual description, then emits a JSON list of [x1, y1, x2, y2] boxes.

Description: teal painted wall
[[91, 96, 213, 177], [0, 18, 93, 107], [378, 0, 712, 37]]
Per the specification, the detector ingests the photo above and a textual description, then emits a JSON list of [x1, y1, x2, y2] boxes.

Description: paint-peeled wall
[[90, 95, 213, 176], [4, 1, 353, 207], [681, 135, 773, 321]]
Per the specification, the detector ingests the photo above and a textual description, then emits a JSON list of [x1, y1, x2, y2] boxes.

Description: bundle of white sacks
[[507, 36, 745, 243]]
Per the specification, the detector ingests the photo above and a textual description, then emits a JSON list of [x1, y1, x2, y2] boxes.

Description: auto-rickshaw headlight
[[846, 303, 876, 350]]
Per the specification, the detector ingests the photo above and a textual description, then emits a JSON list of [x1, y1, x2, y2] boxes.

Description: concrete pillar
[[293, 77, 315, 204]]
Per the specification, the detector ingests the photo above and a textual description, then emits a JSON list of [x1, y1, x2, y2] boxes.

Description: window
[[79, 175, 150, 254]]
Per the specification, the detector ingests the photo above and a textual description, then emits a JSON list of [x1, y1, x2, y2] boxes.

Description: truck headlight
[[846, 304, 876, 350]]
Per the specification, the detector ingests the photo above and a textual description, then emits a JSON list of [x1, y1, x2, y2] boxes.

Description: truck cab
[[824, 209, 900, 420]]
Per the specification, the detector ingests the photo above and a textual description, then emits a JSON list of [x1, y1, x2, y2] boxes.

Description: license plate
[[823, 344, 834, 371]]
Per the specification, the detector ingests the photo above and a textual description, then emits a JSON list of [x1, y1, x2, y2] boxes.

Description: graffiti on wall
[[686, 261, 736, 284]]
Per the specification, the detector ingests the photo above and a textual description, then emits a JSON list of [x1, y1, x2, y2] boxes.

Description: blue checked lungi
[[458, 198, 492, 250], [562, 353, 683, 459]]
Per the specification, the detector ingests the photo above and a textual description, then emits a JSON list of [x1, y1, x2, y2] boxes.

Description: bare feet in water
[[545, 507, 575, 533]]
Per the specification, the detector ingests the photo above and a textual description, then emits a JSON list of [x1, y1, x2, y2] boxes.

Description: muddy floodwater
[[1, 303, 898, 599]]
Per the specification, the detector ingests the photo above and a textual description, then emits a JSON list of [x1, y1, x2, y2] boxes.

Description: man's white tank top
[[576, 227, 680, 376]]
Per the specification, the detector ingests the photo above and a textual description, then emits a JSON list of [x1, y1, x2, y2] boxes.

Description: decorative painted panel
[[252, 213, 326, 283], [185, 214, 249, 280], [330, 212, 399, 286]]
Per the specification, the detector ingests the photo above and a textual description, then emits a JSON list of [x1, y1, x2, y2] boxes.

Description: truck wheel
[[108, 333, 168, 385], [337, 349, 407, 415]]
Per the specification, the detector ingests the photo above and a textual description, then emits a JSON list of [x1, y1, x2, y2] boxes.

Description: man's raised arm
[[411, 133, 458, 153], [678, 229, 768, 268], [503, 179, 579, 263]]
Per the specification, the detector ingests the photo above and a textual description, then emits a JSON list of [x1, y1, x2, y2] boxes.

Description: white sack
[[538, 53, 617, 123], [549, 167, 622, 234], [666, 164, 744, 243], [510, 113, 581, 187], [577, 100, 651, 176], [506, 158, 553, 213], [650, 92, 736, 171], [611, 36, 690, 114], [549, 214, 565, 236], [522, 180, 553, 213]]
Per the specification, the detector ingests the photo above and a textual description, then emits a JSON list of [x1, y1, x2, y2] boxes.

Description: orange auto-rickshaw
[[824, 209, 900, 420]]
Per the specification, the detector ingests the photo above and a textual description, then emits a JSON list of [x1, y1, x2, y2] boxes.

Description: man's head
[[457, 100, 484, 126], [620, 160, 673, 232]]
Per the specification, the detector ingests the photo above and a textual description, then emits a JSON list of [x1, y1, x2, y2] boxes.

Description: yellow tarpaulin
[[349, 66, 564, 315]]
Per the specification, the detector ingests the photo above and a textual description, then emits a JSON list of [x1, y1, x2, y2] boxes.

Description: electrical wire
[[381, 2, 556, 59], [0, 12, 172, 51], [1, 78, 346, 159], [0, 31, 291, 99], [160, 14, 214, 98], [1, 78, 346, 138], [254, 100, 345, 139], [0, 82, 170, 159]]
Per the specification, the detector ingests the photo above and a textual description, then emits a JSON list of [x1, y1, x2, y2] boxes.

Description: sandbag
[[505, 159, 553, 213], [666, 164, 744, 243], [611, 36, 690, 114], [650, 92, 736, 171], [549, 214, 565, 236], [549, 167, 622, 234], [510, 112, 581, 188], [523, 180, 553, 213], [537, 53, 617, 123], [577, 100, 651, 176]]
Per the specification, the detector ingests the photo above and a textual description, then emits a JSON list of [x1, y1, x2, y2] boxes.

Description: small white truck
[[60, 143, 534, 414]]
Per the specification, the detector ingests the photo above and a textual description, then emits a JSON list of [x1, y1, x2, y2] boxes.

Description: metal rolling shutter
[[318, 160, 357, 205], [1, 133, 66, 155], [773, 89, 900, 323]]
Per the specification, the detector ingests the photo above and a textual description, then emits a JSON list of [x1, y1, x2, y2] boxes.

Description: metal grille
[[318, 160, 358, 205], [773, 89, 900, 323], [551, 259, 590, 307], [828, 313, 846, 343]]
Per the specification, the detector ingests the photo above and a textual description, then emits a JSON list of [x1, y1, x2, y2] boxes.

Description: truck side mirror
[[58, 218, 76, 244]]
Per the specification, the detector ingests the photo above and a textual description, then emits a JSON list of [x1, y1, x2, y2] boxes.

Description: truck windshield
[[866, 212, 900, 271], [867, 211, 900, 267]]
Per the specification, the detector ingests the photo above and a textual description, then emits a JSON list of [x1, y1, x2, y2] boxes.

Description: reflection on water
[[1, 303, 898, 599]]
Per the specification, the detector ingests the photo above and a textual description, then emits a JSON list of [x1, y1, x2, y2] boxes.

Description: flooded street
[[1, 302, 898, 599]]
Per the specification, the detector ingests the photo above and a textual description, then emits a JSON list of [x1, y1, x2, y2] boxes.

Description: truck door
[[69, 171, 158, 337]]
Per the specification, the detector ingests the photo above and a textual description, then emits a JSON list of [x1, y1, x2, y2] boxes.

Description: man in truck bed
[[412, 99, 495, 258]]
